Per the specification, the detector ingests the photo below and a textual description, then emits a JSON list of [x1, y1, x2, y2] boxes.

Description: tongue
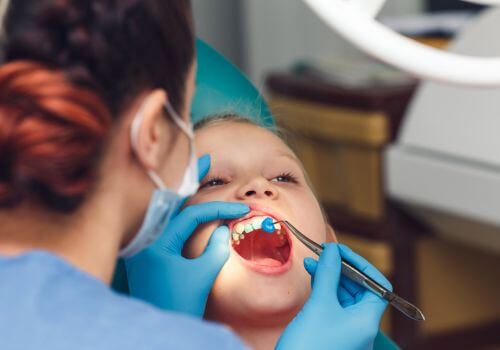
[[252, 257, 283, 267], [234, 229, 290, 266]]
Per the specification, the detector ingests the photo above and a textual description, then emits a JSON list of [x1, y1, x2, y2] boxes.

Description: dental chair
[[191, 40, 273, 127]]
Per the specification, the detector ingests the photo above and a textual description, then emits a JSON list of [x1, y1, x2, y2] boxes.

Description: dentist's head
[[0, 0, 196, 281]]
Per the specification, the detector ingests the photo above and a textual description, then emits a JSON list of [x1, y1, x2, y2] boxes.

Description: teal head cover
[[192, 39, 274, 128]]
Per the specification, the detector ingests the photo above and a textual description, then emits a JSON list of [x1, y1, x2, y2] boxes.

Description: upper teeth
[[231, 216, 282, 242]]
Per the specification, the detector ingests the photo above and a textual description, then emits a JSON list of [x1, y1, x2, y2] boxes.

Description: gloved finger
[[158, 201, 250, 254], [338, 244, 392, 315], [338, 277, 362, 307], [305, 254, 350, 309], [306, 255, 362, 305], [303, 257, 317, 287], [177, 196, 190, 214], [338, 244, 392, 291], [353, 288, 389, 318], [338, 287, 356, 307], [198, 225, 231, 273], [303, 257, 317, 276], [339, 275, 364, 299], [310, 243, 342, 308], [198, 154, 211, 182], [306, 255, 361, 294], [304, 249, 371, 306]]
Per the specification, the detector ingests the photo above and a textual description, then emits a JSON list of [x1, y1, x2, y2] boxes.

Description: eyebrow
[[275, 152, 300, 163], [273, 151, 310, 176]]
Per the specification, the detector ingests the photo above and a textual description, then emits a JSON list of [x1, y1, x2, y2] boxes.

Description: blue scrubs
[[0, 251, 247, 350]]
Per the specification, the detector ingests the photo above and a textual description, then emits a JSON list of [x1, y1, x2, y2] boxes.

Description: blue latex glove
[[125, 155, 249, 317], [276, 243, 392, 350]]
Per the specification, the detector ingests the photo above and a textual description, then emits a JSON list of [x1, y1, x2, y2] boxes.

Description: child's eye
[[199, 177, 226, 190], [271, 172, 298, 184]]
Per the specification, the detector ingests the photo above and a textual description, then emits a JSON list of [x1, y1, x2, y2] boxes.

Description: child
[[184, 115, 355, 349]]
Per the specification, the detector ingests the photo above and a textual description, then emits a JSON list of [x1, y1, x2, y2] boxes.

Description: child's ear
[[326, 224, 338, 243]]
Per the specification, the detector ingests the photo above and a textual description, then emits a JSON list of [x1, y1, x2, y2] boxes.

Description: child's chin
[[206, 285, 308, 326], [238, 290, 305, 318], [208, 267, 310, 323]]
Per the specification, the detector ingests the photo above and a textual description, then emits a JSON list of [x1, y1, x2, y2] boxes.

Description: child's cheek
[[183, 221, 219, 258], [326, 225, 337, 243], [186, 190, 226, 206]]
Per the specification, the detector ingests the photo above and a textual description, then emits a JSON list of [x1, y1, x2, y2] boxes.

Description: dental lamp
[[303, 0, 500, 87]]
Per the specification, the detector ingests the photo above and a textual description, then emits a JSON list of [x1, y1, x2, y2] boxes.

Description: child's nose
[[237, 179, 278, 200]]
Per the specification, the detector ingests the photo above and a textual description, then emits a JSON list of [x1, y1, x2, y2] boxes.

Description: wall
[[241, 0, 424, 83], [0, 0, 8, 36], [192, 0, 244, 69]]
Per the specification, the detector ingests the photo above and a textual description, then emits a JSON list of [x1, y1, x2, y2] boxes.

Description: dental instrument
[[262, 217, 277, 233], [270, 219, 425, 322]]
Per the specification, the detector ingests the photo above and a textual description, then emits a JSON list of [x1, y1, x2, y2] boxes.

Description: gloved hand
[[125, 155, 249, 317], [276, 243, 392, 350]]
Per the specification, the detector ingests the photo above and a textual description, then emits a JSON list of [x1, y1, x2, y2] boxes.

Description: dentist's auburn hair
[[0, 0, 194, 212], [0, 61, 111, 211]]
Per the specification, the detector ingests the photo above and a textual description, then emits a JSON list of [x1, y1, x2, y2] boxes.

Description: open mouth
[[228, 213, 292, 274]]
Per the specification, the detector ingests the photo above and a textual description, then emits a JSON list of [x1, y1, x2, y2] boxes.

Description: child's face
[[185, 121, 333, 326]]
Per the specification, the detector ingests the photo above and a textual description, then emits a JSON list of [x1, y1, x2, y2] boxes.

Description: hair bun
[[0, 61, 111, 211], [0, 0, 196, 212], [4, 1, 102, 90]]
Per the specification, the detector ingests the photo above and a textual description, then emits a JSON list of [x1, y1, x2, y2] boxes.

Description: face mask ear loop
[[165, 102, 199, 197], [164, 102, 194, 139], [147, 170, 167, 190], [130, 100, 149, 152]]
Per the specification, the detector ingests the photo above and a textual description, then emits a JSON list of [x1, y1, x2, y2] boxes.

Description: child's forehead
[[195, 120, 311, 188], [195, 121, 292, 154]]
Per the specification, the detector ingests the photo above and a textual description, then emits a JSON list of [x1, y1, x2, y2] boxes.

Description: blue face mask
[[119, 101, 198, 258]]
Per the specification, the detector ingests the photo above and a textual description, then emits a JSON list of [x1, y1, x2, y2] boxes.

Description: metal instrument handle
[[277, 220, 425, 321]]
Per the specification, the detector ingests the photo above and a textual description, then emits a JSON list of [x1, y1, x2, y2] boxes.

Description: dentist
[[0, 1, 391, 349]]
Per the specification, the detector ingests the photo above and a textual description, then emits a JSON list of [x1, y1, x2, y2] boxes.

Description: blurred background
[[193, 1, 500, 349], [193, 0, 476, 84], [1, 0, 498, 348]]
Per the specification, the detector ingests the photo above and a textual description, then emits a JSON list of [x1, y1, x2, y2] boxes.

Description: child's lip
[[226, 203, 284, 232], [226, 203, 294, 276], [237, 251, 293, 276]]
